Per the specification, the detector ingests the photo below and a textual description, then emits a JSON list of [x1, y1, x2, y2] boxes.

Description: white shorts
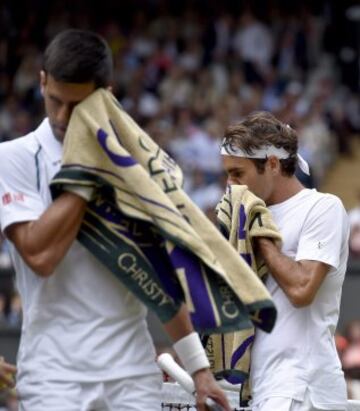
[[18, 373, 162, 411], [252, 390, 345, 411]]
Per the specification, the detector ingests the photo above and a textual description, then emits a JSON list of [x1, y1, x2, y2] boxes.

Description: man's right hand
[[193, 368, 231, 411]]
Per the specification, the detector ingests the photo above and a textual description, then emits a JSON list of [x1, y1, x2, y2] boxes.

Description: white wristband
[[63, 184, 95, 202], [173, 332, 210, 376]]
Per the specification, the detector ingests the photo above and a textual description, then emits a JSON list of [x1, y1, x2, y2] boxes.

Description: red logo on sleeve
[[2, 193, 12, 205], [14, 193, 24, 202], [2, 192, 25, 206]]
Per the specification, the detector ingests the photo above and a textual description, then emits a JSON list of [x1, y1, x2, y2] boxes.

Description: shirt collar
[[34, 118, 62, 165]]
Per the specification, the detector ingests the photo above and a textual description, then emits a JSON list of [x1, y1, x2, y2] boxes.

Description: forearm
[[162, 304, 231, 411], [163, 303, 209, 375], [163, 303, 194, 342], [257, 238, 312, 306], [8, 192, 87, 276]]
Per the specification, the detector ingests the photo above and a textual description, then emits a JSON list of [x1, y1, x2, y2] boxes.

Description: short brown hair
[[222, 111, 298, 176], [43, 29, 113, 88]]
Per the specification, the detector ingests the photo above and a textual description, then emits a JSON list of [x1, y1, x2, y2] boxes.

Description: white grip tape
[[173, 332, 210, 376], [157, 353, 195, 394]]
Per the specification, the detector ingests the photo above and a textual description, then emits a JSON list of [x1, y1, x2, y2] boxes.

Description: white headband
[[220, 143, 310, 175]]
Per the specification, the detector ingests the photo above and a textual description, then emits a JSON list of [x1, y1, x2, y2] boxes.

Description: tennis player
[[221, 111, 349, 411], [0, 29, 230, 411]]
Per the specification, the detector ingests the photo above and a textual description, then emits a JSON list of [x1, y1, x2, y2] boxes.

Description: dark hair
[[42, 29, 113, 88], [222, 111, 298, 176]]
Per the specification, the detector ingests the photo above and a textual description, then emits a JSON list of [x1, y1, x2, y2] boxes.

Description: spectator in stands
[[0, 233, 12, 270], [232, 9, 274, 85], [349, 191, 360, 258], [0, 0, 358, 301], [7, 292, 22, 328], [0, 357, 16, 390], [0, 293, 7, 327], [335, 331, 349, 361], [343, 320, 360, 379], [342, 320, 360, 400]]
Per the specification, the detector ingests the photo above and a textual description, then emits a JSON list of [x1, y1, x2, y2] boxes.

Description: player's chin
[[52, 125, 67, 142]]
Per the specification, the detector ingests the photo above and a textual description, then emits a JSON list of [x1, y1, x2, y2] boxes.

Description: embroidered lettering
[[2, 193, 11, 205], [219, 285, 239, 319], [118, 253, 171, 306], [14, 193, 24, 202], [2, 192, 25, 206]]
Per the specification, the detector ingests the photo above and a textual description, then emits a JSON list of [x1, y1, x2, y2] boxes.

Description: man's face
[[222, 156, 275, 203], [40, 71, 96, 142]]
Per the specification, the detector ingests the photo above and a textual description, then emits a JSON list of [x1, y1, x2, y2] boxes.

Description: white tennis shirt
[[0, 119, 159, 384], [250, 189, 349, 410]]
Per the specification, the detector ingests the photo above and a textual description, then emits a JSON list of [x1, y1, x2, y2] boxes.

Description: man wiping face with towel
[[0, 29, 231, 411], [221, 111, 350, 411]]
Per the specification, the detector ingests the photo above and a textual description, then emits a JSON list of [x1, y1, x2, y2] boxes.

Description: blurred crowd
[[0, 291, 21, 330], [0, 0, 360, 404], [349, 191, 360, 258], [336, 320, 360, 400], [0, 1, 359, 204]]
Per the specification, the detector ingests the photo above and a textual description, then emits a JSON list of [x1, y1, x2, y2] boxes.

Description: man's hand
[[0, 357, 16, 391], [256, 237, 280, 254], [193, 368, 231, 411]]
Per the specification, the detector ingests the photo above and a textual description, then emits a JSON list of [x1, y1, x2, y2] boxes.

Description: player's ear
[[268, 156, 281, 175], [40, 70, 47, 96]]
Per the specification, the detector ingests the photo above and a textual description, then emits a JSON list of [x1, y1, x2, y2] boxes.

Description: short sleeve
[[295, 195, 349, 269], [0, 144, 46, 232]]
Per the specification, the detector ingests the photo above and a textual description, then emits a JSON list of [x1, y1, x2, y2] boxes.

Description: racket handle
[[157, 353, 195, 393]]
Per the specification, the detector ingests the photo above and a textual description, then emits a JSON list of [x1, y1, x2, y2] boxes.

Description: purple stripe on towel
[[97, 128, 137, 167], [238, 204, 247, 240], [169, 246, 216, 329], [230, 335, 254, 369]]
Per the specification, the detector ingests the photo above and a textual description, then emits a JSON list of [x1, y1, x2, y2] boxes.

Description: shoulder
[[0, 132, 40, 173], [312, 191, 345, 212], [0, 132, 39, 155], [304, 190, 345, 212], [0, 132, 39, 156], [303, 191, 349, 234]]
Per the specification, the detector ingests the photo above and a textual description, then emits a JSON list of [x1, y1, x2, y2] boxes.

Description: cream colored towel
[[51, 88, 277, 335], [205, 184, 282, 405]]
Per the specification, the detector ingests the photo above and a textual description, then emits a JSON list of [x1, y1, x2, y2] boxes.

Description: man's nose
[[57, 104, 71, 125]]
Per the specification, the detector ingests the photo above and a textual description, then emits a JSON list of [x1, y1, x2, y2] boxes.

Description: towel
[[50, 88, 277, 335], [204, 185, 282, 405]]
